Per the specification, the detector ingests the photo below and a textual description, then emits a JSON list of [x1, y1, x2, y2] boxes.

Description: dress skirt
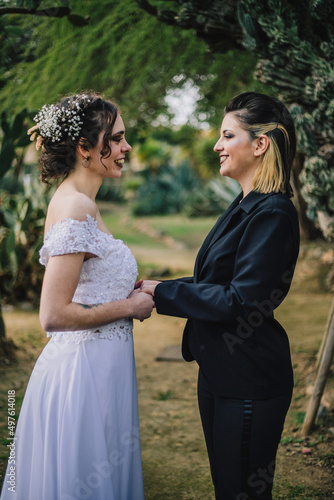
[[0, 335, 145, 500]]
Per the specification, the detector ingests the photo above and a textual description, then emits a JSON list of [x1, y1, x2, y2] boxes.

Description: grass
[[153, 390, 175, 401], [102, 212, 164, 248], [320, 452, 334, 466], [292, 411, 307, 426], [147, 214, 217, 249], [282, 485, 320, 499], [102, 204, 217, 251]]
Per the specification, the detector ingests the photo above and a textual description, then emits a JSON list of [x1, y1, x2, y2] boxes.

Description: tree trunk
[[290, 153, 323, 240], [302, 298, 334, 435]]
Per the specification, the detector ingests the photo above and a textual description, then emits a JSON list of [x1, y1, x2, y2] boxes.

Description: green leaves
[[4, 25, 24, 36], [0, 109, 31, 179], [12, 108, 28, 140], [1, 112, 11, 136], [0, 179, 49, 305], [25, 0, 43, 9], [5, 228, 18, 273], [0, 141, 16, 178], [12, 0, 43, 7], [67, 14, 89, 26]]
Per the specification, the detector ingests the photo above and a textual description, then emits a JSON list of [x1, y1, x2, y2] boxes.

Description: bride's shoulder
[[45, 192, 98, 234]]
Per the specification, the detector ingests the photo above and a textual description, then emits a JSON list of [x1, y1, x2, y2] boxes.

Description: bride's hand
[[134, 279, 143, 289], [128, 289, 155, 321]]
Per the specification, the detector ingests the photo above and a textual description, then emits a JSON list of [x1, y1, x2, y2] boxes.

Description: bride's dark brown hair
[[39, 93, 119, 183]]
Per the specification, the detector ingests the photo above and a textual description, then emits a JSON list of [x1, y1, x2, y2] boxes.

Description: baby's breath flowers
[[28, 94, 91, 149]]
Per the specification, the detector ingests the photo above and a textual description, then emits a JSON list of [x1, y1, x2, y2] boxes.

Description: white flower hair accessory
[[28, 94, 91, 149]]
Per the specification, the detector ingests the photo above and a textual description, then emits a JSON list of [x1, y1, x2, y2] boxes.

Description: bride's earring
[[82, 155, 91, 168]]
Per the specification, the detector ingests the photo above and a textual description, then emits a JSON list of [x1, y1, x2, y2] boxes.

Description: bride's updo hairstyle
[[34, 93, 119, 183], [224, 92, 296, 197]]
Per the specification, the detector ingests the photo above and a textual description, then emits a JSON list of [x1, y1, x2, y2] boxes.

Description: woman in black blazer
[[141, 92, 300, 500]]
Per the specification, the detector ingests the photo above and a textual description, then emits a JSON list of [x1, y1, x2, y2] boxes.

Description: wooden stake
[[302, 298, 334, 436]]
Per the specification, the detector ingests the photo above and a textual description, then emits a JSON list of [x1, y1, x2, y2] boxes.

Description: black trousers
[[197, 369, 292, 500]]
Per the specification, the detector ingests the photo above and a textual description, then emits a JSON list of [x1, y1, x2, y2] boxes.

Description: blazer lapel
[[194, 191, 275, 281], [194, 192, 242, 280]]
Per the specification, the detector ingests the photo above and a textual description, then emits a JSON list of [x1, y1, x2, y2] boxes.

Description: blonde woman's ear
[[254, 135, 270, 156]]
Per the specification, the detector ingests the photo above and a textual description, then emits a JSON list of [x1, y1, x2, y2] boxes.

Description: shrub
[[0, 177, 49, 305], [97, 178, 125, 203], [132, 162, 241, 217], [132, 162, 201, 215], [185, 177, 240, 217]]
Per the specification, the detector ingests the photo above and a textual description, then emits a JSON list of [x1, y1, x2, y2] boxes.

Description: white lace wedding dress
[[0, 215, 145, 500]]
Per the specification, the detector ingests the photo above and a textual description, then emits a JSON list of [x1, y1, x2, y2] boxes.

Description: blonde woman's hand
[[140, 280, 161, 297]]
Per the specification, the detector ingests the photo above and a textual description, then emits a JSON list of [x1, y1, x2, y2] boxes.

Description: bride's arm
[[39, 252, 154, 332]]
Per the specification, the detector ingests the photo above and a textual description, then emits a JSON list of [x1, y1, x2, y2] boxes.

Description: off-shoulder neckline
[[44, 214, 113, 241]]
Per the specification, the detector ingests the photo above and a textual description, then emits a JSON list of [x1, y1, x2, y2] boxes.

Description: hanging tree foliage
[[0, 0, 89, 24], [0, 0, 268, 139], [137, 0, 334, 240]]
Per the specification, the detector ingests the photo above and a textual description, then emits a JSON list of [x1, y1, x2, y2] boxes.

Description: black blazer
[[154, 191, 300, 399]]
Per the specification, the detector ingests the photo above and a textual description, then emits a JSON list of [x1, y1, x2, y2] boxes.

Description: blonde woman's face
[[213, 113, 259, 185]]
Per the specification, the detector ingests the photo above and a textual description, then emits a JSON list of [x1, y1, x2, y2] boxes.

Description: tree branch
[[135, 0, 158, 17], [0, 6, 70, 17], [0, 5, 89, 25]]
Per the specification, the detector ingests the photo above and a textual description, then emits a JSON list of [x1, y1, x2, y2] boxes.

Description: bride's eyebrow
[[111, 130, 125, 138]]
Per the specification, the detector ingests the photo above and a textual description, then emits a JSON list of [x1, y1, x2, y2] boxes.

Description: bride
[[0, 94, 154, 500]]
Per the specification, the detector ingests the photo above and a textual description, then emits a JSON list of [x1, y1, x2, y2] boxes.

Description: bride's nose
[[123, 140, 132, 152]]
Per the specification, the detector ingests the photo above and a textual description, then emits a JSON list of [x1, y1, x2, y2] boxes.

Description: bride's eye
[[112, 137, 122, 143]]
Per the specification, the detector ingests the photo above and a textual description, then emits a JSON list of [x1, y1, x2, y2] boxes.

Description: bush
[[132, 162, 241, 217], [96, 178, 125, 203], [185, 177, 240, 217], [132, 162, 201, 215], [0, 176, 49, 305]]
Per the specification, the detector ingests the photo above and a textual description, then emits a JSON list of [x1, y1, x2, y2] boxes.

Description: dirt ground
[[0, 241, 333, 499]]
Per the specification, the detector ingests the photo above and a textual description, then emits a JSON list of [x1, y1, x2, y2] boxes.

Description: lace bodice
[[39, 215, 138, 343]]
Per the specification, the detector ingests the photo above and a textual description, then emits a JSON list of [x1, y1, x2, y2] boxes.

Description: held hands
[[130, 280, 161, 322], [138, 280, 161, 297], [128, 288, 155, 321]]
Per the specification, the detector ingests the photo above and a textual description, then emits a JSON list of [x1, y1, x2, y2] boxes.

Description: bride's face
[[90, 114, 132, 179]]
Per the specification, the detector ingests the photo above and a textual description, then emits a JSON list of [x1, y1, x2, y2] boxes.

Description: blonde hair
[[247, 123, 290, 194]]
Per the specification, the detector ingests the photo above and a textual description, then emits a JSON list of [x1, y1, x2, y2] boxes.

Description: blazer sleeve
[[161, 276, 193, 284], [154, 209, 298, 322]]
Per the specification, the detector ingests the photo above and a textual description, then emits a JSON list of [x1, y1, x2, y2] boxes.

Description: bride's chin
[[105, 166, 122, 178]]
